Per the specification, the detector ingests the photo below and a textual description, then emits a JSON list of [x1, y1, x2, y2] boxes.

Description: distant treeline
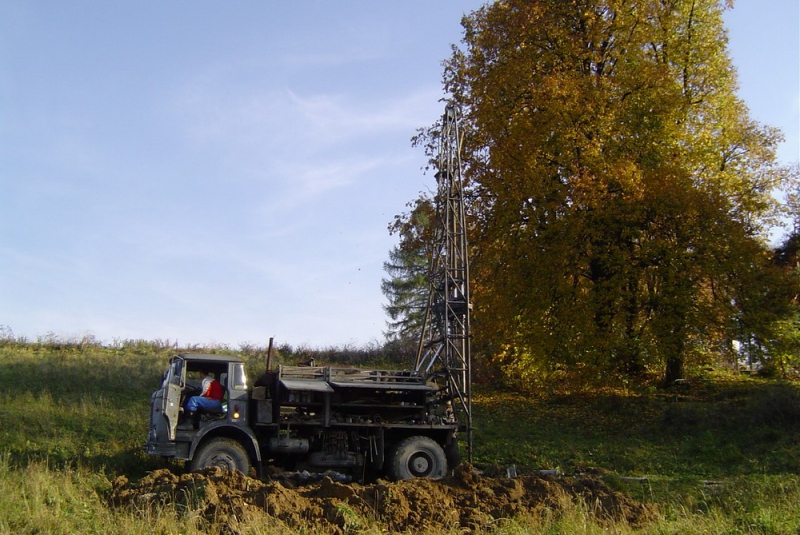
[[0, 325, 418, 369]]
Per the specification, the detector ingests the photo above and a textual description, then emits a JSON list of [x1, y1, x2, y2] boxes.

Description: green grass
[[471, 377, 800, 478], [0, 341, 165, 475], [0, 338, 799, 534], [468, 377, 800, 534]]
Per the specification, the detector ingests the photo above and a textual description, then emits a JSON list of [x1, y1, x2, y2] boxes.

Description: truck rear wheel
[[191, 437, 251, 474], [388, 436, 447, 480]]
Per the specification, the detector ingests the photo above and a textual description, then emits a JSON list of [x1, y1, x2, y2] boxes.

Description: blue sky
[[1, 1, 798, 349]]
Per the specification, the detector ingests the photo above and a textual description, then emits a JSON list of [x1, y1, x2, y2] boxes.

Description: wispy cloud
[[284, 88, 437, 142]]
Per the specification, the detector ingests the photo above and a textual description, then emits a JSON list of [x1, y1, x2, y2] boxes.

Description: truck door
[[163, 356, 185, 440]]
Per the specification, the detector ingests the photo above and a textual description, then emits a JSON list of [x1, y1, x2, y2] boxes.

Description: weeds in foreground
[[1, 458, 797, 535], [0, 457, 186, 535]]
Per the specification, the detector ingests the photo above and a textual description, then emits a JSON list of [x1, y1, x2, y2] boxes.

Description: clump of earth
[[109, 465, 656, 534]]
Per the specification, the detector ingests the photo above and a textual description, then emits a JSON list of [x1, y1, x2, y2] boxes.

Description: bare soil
[[109, 465, 656, 534]]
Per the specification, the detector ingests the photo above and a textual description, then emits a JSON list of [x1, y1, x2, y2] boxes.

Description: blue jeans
[[185, 396, 223, 414]]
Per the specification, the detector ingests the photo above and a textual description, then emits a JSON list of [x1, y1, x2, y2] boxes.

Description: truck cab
[[147, 354, 262, 473]]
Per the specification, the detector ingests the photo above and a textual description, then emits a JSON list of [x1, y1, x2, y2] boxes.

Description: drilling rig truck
[[145, 103, 471, 480]]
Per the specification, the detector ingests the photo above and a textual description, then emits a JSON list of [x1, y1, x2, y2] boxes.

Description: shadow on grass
[[4, 445, 182, 482]]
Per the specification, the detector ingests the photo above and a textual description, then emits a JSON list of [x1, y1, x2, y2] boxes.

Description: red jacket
[[203, 379, 224, 401]]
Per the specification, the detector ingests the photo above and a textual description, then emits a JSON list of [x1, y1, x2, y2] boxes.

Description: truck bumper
[[145, 440, 177, 457]]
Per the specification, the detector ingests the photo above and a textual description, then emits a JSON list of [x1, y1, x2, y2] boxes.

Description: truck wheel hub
[[409, 453, 432, 476]]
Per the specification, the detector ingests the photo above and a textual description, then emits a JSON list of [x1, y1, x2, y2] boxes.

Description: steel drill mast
[[415, 103, 473, 461]]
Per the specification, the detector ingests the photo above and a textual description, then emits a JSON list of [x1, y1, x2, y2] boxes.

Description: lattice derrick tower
[[414, 103, 473, 460]]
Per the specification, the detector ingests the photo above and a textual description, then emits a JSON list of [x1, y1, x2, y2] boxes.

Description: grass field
[[1, 338, 799, 534]]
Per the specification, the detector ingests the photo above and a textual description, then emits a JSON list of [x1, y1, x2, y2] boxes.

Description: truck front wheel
[[388, 436, 447, 480], [191, 437, 251, 474]]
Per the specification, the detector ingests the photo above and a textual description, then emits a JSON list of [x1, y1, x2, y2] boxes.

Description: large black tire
[[190, 437, 251, 474], [388, 436, 447, 480]]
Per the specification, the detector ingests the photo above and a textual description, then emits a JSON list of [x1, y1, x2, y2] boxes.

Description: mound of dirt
[[109, 465, 656, 534]]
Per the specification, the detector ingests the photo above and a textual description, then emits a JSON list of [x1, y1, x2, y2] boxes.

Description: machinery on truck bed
[[145, 103, 471, 479]]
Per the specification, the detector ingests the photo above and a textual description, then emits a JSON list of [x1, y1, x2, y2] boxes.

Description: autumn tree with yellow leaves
[[415, 0, 793, 387]]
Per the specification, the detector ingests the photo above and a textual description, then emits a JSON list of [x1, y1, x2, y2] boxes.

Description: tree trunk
[[664, 354, 684, 385]]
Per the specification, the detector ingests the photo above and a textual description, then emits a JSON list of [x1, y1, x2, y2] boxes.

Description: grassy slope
[[472, 378, 800, 477], [0, 341, 798, 534], [471, 381, 800, 534]]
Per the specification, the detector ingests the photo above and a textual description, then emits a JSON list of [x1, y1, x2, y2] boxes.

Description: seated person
[[184, 369, 224, 416]]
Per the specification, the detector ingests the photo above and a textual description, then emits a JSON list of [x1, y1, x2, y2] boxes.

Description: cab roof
[[172, 353, 244, 363]]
